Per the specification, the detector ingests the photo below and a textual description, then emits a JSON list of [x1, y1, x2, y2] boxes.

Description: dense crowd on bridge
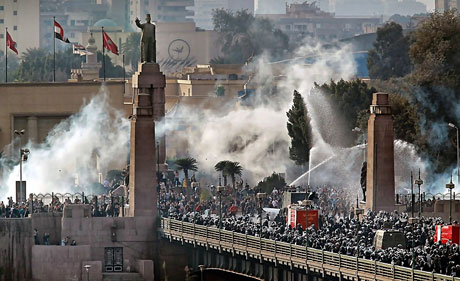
[[3, 177, 460, 276], [165, 185, 460, 276]]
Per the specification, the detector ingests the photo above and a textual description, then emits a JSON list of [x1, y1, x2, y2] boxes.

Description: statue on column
[[135, 14, 156, 63]]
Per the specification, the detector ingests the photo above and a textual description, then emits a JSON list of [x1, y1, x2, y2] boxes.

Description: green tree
[[122, 32, 141, 73], [256, 172, 286, 194], [0, 51, 19, 82], [97, 52, 124, 78], [15, 47, 83, 82], [211, 9, 289, 64], [214, 160, 230, 186], [224, 161, 243, 199], [175, 157, 198, 196], [286, 90, 312, 165], [367, 22, 411, 80], [314, 79, 376, 131], [408, 10, 460, 172]]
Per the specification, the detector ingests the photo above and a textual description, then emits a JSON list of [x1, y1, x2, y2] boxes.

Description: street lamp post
[[446, 175, 455, 224], [448, 123, 459, 186], [256, 193, 266, 235], [410, 171, 415, 218], [198, 265, 204, 281], [414, 169, 424, 218], [14, 129, 27, 202], [84, 264, 91, 281], [217, 186, 224, 230]]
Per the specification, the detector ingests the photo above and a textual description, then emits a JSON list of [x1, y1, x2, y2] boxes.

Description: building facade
[[129, 0, 194, 25], [258, 2, 381, 43], [0, 0, 40, 55]]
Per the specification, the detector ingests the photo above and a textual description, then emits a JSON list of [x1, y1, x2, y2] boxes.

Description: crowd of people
[[3, 176, 460, 276]]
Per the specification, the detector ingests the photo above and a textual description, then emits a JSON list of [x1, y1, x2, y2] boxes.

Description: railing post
[[274, 240, 278, 266], [393, 264, 395, 280], [181, 220, 184, 244], [245, 233, 248, 260], [374, 260, 377, 279], [232, 231, 235, 256]]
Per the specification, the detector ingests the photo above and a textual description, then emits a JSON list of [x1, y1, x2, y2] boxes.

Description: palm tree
[[214, 160, 230, 186], [175, 157, 198, 196], [224, 161, 243, 200], [122, 32, 141, 73]]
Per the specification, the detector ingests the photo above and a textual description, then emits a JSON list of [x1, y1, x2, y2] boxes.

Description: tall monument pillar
[[128, 62, 165, 217], [366, 92, 395, 211]]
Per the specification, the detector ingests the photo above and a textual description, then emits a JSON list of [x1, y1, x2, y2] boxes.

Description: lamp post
[[448, 123, 459, 186], [446, 175, 455, 224], [84, 264, 91, 281], [198, 265, 204, 281], [217, 185, 224, 230], [14, 130, 25, 202], [410, 171, 414, 218], [256, 192, 267, 239], [414, 169, 424, 218]]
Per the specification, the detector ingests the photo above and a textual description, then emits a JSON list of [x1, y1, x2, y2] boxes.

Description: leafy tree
[[122, 32, 141, 73], [367, 22, 411, 80], [175, 157, 198, 196], [0, 51, 19, 82], [286, 90, 312, 165], [356, 93, 420, 144], [314, 79, 376, 144], [408, 10, 460, 172], [97, 52, 124, 78], [224, 161, 243, 199], [211, 9, 289, 64], [15, 47, 83, 82], [214, 160, 230, 186], [256, 172, 286, 194]]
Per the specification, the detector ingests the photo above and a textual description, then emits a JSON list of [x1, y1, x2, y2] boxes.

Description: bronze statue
[[135, 14, 156, 63]]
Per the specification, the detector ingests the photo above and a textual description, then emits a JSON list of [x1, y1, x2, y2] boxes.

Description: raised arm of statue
[[135, 18, 143, 29]]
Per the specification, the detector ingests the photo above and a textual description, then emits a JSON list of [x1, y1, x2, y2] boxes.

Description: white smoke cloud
[[165, 43, 358, 185], [0, 87, 130, 201]]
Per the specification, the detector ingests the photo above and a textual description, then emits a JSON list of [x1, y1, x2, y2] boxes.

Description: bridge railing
[[160, 218, 460, 281]]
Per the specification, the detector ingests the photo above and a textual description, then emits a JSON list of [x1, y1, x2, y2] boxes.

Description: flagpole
[[102, 26, 105, 81], [53, 16, 56, 82], [5, 27, 7, 83], [122, 54, 125, 94]]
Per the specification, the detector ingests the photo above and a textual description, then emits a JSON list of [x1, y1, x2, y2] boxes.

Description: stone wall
[[31, 212, 62, 245], [31, 245, 91, 281], [0, 219, 33, 281]]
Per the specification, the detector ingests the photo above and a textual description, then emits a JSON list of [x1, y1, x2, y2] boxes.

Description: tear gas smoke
[[0, 87, 130, 201]]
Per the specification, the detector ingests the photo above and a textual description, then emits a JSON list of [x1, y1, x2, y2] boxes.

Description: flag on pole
[[103, 32, 119, 55], [54, 20, 70, 43], [6, 31, 18, 54], [72, 43, 88, 55]]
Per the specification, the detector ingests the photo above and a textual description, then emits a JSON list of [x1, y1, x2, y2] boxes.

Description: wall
[[31, 212, 62, 245], [31, 245, 91, 281], [0, 219, 33, 281]]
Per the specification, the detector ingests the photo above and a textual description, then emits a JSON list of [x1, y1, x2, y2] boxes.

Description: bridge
[[160, 218, 460, 281]]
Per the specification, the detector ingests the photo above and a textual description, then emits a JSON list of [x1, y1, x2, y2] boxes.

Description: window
[[70, 32, 75, 38], [0, 34, 3, 39], [0, 19, 3, 24], [13, 25, 17, 30], [0, 6, 4, 10], [13, 10, 17, 16], [70, 20, 75, 26]]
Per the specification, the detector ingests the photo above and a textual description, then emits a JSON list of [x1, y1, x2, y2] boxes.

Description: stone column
[[128, 62, 165, 217], [366, 93, 395, 211], [27, 116, 38, 143]]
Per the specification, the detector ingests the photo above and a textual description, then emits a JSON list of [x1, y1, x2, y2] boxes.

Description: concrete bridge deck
[[160, 218, 460, 281]]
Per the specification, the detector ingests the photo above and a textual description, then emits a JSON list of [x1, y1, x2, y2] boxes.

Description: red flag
[[103, 32, 119, 55], [6, 31, 18, 55]]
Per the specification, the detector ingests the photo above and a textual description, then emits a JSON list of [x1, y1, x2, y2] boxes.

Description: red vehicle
[[286, 205, 319, 230], [434, 225, 460, 244]]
